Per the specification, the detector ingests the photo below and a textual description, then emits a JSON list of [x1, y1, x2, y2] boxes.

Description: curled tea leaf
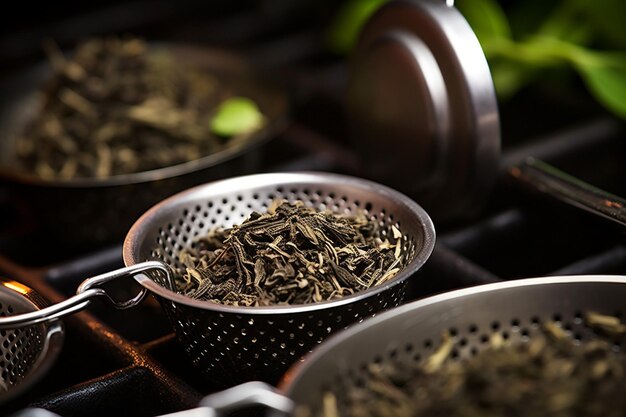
[[585, 311, 626, 337]]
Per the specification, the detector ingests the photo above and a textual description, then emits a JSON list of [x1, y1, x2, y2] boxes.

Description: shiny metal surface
[[281, 275, 626, 409], [347, 0, 500, 222], [155, 382, 292, 417], [511, 157, 626, 227], [124, 172, 435, 383], [0, 279, 64, 404], [199, 382, 292, 416]]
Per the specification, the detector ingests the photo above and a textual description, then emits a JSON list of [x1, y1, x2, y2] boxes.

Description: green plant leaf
[[210, 97, 265, 137], [572, 0, 626, 47], [490, 59, 539, 99], [575, 54, 626, 119], [456, 0, 512, 43], [326, 0, 388, 54]]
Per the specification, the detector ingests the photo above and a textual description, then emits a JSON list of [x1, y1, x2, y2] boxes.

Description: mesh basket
[[123, 172, 435, 384], [0, 279, 63, 404]]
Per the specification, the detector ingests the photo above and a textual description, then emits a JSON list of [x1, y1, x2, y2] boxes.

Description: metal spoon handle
[[510, 157, 626, 227]]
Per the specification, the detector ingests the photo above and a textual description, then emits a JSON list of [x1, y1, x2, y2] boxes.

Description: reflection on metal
[[2, 280, 30, 295]]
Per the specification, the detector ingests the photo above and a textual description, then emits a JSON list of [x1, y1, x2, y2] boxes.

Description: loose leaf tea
[[176, 200, 404, 306], [313, 314, 626, 417], [15, 37, 265, 179]]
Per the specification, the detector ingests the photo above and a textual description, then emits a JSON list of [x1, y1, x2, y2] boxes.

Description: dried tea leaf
[[423, 332, 453, 373], [323, 393, 339, 417], [175, 200, 405, 306], [585, 311, 626, 337]]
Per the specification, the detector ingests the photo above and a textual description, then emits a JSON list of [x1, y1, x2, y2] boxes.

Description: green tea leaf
[[210, 97, 265, 137], [326, 0, 387, 54], [575, 54, 626, 119]]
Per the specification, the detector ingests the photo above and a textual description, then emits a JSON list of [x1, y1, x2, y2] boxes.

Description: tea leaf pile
[[16, 37, 264, 179], [176, 200, 404, 306]]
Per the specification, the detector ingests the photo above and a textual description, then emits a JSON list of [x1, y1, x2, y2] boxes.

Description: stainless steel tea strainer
[[0, 279, 63, 404], [156, 275, 626, 416], [0, 172, 435, 385]]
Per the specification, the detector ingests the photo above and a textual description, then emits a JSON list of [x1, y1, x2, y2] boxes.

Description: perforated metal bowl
[[0, 172, 435, 386], [124, 172, 435, 384], [282, 275, 626, 410], [0, 279, 63, 404]]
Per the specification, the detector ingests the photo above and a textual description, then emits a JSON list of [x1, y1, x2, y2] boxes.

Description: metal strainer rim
[[122, 171, 436, 314]]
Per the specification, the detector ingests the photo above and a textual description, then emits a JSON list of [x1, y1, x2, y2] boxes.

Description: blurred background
[[0, 1, 624, 415]]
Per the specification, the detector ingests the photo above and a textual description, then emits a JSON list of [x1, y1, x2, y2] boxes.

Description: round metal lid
[[347, 0, 500, 222]]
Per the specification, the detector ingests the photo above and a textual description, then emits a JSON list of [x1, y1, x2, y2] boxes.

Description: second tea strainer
[[0, 279, 63, 404]]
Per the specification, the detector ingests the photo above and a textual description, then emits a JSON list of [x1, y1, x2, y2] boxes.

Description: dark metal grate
[[0, 1, 624, 416]]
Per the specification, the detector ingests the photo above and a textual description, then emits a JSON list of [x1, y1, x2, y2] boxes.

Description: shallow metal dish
[[0, 43, 288, 252]]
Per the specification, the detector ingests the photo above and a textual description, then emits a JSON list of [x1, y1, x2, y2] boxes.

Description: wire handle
[[0, 261, 169, 329], [159, 382, 294, 417]]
